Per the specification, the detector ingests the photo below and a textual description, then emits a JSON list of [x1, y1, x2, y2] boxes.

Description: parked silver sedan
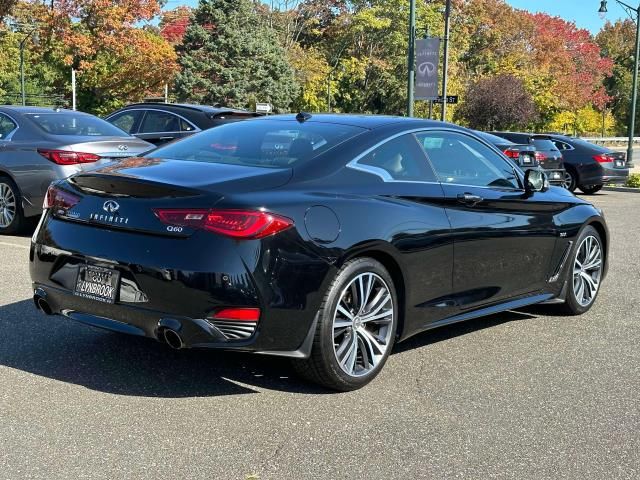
[[0, 107, 153, 234]]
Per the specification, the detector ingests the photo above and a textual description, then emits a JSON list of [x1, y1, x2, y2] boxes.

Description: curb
[[603, 186, 640, 193]]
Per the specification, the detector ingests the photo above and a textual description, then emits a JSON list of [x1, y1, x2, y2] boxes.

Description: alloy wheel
[[572, 235, 603, 307], [0, 182, 16, 228], [332, 272, 394, 377], [562, 171, 574, 190]]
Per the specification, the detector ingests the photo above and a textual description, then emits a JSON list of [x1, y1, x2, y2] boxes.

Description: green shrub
[[627, 174, 640, 188]]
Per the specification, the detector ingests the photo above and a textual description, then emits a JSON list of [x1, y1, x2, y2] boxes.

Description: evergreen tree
[[175, 0, 299, 111]]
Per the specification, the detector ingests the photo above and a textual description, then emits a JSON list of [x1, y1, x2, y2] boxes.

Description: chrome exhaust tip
[[34, 294, 53, 315], [163, 329, 184, 350]]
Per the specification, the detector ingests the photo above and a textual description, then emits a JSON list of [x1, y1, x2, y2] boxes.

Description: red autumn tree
[[160, 6, 191, 45], [526, 13, 613, 112]]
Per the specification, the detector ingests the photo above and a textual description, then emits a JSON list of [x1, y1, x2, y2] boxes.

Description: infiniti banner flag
[[415, 38, 440, 100]]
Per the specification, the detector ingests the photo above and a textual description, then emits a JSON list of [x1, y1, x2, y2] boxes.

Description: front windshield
[[147, 119, 366, 168], [26, 112, 130, 137]]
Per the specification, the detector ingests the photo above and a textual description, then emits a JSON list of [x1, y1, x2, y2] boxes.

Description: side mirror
[[524, 169, 549, 194]]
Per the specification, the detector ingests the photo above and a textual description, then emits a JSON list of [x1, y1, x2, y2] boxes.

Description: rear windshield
[[570, 137, 612, 153], [147, 119, 366, 168], [26, 112, 129, 137], [531, 138, 557, 150], [475, 131, 515, 145]]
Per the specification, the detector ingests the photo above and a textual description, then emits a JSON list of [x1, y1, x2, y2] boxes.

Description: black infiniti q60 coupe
[[30, 114, 608, 391]]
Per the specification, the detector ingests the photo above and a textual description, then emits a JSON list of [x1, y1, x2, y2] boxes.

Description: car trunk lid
[[53, 158, 292, 237]]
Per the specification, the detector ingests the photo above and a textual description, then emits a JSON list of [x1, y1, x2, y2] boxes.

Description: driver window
[[416, 131, 520, 189]]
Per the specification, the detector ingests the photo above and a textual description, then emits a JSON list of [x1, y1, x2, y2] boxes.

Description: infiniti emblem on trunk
[[103, 200, 120, 213], [118, 145, 128, 151]]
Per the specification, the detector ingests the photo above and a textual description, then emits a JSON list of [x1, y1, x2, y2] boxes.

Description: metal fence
[[0, 93, 68, 108], [582, 137, 640, 147]]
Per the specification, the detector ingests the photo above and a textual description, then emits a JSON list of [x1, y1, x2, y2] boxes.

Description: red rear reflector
[[593, 154, 611, 163], [43, 185, 81, 210], [211, 308, 260, 322], [153, 209, 293, 239], [38, 149, 101, 165]]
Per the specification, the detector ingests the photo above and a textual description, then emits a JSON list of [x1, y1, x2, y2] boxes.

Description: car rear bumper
[[29, 214, 333, 357], [601, 167, 629, 185], [602, 175, 629, 185]]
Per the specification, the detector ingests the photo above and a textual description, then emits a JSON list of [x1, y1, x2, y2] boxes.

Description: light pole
[[440, 0, 452, 122], [407, 0, 416, 116], [10, 22, 38, 107], [599, 0, 640, 167]]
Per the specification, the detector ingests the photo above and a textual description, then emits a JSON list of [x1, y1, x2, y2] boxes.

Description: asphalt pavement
[[0, 191, 638, 479]]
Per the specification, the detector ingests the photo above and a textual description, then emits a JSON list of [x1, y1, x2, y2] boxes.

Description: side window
[[108, 111, 141, 134], [416, 131, 520, 189], [179, 118, 196, 132], [553, 140, 571, 151], [0, 114, 17, 139], [140, 111, 181, 133], [357, 134, 435, 182]]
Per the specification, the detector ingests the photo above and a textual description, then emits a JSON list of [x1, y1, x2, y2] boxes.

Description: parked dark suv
[[106, 103, 259, 146], [474, 131, 550, 180], [544, 134, 629, 194], [490, 132, 565, 185]]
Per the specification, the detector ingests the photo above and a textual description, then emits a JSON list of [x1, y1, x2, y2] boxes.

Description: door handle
[[457, 193, 483, 205], [159, 136, 175, 141]]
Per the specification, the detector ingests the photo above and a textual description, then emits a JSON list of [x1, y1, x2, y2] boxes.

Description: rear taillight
[[503, 149, 519, 159], [534, 152, 547, 162], [153, 209, 293, 239], [38, 149, 101, 165], [43, 185, 81, 210], [210, 308, 261, 322], [593, 154, 612, 163]]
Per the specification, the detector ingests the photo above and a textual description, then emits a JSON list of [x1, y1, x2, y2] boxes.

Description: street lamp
[[598, 0, 640, 167], [9, 22, 39, 107]]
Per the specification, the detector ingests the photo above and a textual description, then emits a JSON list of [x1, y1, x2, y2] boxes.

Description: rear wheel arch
[[0, 169, 17, 184], [338, 247, 406, 340]]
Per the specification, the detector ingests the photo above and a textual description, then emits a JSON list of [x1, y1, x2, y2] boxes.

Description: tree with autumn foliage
[[0, 0, 177, 114], [160, 6, 191, 45], [597, 19, 637, 135], [44, 0, 178, 114], [455, 74, 538, 130], [525, 13, 612, 123], [175, 0, 299, 111], [449, 0, 612, 129]]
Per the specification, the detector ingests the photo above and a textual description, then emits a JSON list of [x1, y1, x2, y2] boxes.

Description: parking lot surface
[[0, 191, 638, 479]]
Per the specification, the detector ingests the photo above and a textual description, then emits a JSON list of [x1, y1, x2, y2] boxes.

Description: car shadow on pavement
[[0, 299, 537, 397], [394, 310, 537, 353]]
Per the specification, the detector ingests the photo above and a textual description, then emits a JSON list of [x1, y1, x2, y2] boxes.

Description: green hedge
[[627, 174, 640, 188]]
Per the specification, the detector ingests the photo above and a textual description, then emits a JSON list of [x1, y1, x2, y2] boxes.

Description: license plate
[[551, 172, 562, 179], [615, 160, 625, 168], [74, 265, 120, 304], [520, 155, 533, 165]]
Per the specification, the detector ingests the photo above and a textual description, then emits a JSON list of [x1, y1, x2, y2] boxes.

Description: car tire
[[292, 257, 398, 391], [557, 225, 604, 316], [562, 168, 577, 192], [0, 177, 25, 235], [578, 184, 603, 195]]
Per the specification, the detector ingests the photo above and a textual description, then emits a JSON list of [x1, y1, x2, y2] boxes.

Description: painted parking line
[[0, 241, 29, 250]]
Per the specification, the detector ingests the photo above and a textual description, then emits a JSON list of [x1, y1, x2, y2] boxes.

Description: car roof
[[256, 113, 453, 130], [0, 106, 84, 115], [117, 103, 251, 115]]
